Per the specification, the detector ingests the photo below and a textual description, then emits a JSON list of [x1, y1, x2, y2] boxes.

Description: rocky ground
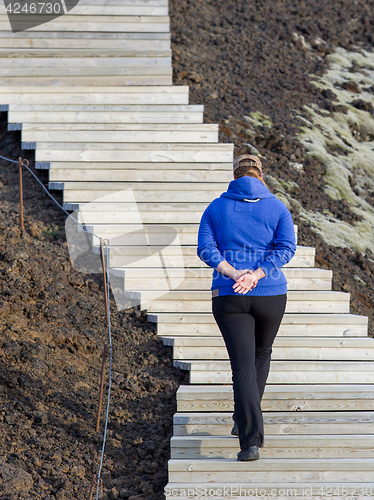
[[1, 1, 374, 499], [170, 0, 374, 334], [0, 117, 188, 499]]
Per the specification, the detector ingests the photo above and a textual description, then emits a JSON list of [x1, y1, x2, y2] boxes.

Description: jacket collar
[[220, 176, 275, 201]]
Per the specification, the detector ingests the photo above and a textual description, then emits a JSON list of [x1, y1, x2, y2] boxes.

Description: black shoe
[[231, 421, 238, 436], [237, 446, 260, 461]]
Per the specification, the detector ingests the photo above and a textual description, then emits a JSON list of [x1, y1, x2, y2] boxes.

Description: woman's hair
[[234, 164, 268, 188]]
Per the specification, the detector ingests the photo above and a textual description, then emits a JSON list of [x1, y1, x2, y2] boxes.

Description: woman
[[197, 154, 296, 461]]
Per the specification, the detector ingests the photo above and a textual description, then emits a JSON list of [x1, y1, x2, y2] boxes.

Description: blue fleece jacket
[[197, 176, 296, 296]]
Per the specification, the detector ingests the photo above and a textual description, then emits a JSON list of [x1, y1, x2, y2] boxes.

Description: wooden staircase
[[1, 0, 373, 497]]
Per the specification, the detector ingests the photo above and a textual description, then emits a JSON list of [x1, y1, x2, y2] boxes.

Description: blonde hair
[[234, 165, 268, 188]]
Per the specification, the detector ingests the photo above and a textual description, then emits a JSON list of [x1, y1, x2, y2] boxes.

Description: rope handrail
[[0, 152, 113, 500]]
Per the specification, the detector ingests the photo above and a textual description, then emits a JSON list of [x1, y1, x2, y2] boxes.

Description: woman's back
[[197, 175, 296, 296]]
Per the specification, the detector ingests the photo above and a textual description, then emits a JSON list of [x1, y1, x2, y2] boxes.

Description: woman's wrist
[[253, 266, 266, 280], [217, 261, 247, 281]]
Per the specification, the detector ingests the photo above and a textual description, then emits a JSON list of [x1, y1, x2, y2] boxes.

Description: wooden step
[[0, 67, 173, 76], [116, 269, 330, 291], [102, 246, 314, 269], [152, 312, 368, 337], [0, 16, 171, 33], [50, 169, 230, 182], [167, 457, 374, 482], [2, 90, 188, 105], [26, 128, 218, 144], [54, 182, 229, 197], [0, 35, 171, 50], [9, 108, 203, 123], [132, 290, 348, 314], [8, 102, 203, 113], [31, 141, 232, 160], [174, 360, 372, 384], [0, 84, 181, 94], [36, 145, 232, 162], [176, 386, 374, 413], [78, 220, 298, 242], [0, 5, 169, 16], [85, 223, 297, 237], [0, 49, 171, 58], [0, 75, 172, 86], [170, 434, 374, 459], [62, 188, 233, 204], [163, 336, 374, 361], [0, 56, 172, 69]]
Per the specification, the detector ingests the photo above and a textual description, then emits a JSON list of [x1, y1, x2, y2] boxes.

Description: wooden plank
[[0, 19, 170, 33], [0, 67, 172, 77], [31, 140, 232, 150], [0, 14, 170, 23], [0, 30, 170, 38], [35, 148, 233, 163], [171, 343, 374, 361], [158, 323, 367, 337], [9, 110, 202, 123], [176, 388, 374, 413], [0, 38, 171, 49], [85, 223, 297, 235], [113, 290, 349, 302], [0, 49, 172, 57], [153, 312, 367, 325], [143, 299, 349, 314], [113, 274, 330, 291], [22, 131, 219, 144], [0, 5, 169, 16], [49, 169, 230, 182], [177, 361, 373, 384], [57, 181, 228, 191], [0, 85, 186, 93], [2, 93, 188, 106], [0, 75, 172, 86], [174, 412, 374, 434], [0, 57, 172, 69], [167, 336, 374, 348], [8, 103, 198, 111], [168, 458, 374, 482], [62, 190, 225, 204], [170, 434, 374, 459]]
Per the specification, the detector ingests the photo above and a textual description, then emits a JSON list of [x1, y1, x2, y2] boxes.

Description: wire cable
[[0, 153, 101, 241]]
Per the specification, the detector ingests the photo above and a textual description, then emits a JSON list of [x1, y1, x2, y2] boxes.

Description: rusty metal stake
[[17, 157, 29, 232], [88, 474, 98, 500], [18, 157, 24, 230], [99, 238, 109, 327], [95, 344, 108, 432]]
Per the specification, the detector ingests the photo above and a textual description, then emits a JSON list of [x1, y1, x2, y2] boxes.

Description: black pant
[[212, 294, 287, 450]]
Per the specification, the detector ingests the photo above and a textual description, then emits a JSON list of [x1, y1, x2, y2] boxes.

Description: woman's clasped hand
[[232, 269, 258, 294]]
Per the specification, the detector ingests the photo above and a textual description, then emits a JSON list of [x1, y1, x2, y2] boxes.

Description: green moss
[[244, 112, 273, 128], [294, 46, 374, 252]]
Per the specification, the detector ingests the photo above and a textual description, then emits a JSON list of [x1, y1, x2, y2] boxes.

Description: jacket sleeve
[[258, 207, 296, 277], [197, 206, 226, 269]]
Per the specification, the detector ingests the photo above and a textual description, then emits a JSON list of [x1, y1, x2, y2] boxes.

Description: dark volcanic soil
[[0, 116, 187, 499], [1, 1, 374, 499], [170, 0, 374, 334]]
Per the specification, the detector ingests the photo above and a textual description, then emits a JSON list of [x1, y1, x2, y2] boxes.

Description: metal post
[[18, 157, 24, 230], [100, 238, 109, 327], [88, 474, 97, 500], [95, 344, 108, 432]]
